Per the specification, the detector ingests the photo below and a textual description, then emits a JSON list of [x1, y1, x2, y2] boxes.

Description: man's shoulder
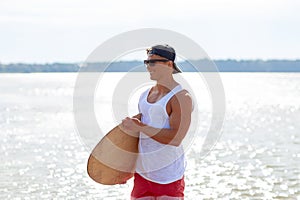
[[170, 89, 193, 105], [177, 89, 192, 100]]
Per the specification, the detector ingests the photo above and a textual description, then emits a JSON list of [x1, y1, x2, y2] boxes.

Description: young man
[[121, 44, 193, 200]]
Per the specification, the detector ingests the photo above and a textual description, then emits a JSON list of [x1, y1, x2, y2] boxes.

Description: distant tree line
[[0, 60, 299, 73], [0, 63, 79, 73]]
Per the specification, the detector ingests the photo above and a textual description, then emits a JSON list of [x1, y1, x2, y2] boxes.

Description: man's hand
[[120, 117, 143, 137]]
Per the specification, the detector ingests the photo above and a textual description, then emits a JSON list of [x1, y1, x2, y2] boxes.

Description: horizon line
[[1, 58, 300, 65]]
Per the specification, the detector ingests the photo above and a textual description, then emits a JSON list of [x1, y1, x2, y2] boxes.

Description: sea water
[[0, 72, 299, 199]]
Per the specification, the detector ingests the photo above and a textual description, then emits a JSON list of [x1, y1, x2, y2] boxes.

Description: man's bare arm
[[123, 91, 192, 146]]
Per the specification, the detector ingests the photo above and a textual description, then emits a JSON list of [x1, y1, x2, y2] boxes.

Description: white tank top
[[135, 85, 186, 184]]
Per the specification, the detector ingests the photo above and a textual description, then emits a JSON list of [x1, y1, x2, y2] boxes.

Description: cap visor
[[173, 63, 182, 74]]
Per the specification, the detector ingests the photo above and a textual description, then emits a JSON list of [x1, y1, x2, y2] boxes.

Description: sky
[[0, 0, 299, 63]]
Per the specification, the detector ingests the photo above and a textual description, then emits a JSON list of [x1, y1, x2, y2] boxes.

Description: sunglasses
[[144, 59, 169, 67]]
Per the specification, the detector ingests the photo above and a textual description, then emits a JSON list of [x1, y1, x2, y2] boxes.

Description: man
[[121, 44, 193, 200]]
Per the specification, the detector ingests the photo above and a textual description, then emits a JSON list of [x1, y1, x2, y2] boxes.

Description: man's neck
[[155, 77, 178, 92]]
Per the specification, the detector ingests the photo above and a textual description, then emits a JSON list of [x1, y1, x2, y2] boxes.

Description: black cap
[[147, 44, 182, 74]]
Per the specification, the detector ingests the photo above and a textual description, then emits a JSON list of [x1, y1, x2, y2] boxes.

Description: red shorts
[[131, 173, 185, 199]]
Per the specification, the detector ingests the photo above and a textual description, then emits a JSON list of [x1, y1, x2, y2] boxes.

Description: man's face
[[146, 54, 173, 80]]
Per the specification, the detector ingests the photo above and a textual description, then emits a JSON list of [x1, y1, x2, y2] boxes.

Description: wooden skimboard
[[87, 125, 139, 185]]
